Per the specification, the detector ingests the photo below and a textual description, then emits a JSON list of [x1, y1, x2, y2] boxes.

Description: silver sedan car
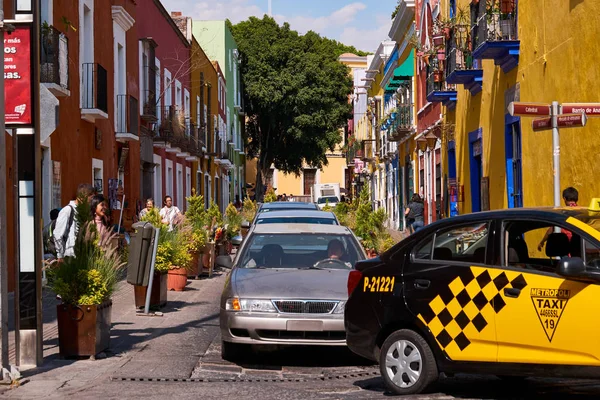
[[216, 223, 366, 360]]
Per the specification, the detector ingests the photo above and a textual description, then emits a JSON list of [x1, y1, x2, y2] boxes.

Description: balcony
[[41, 25, 69, 97], [389, 103, 416, 141], [81, 63, 108, 122], [426, 60, 457, 109], [141, 89, 157, 122], [472, 0, 519, 73], [115, 95, 139, 142], [154, 106, 186, 151], [445, 29, 483, 95]]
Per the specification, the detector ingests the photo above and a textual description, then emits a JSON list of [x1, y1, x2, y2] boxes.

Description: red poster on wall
[[4, 24, 32, 126]]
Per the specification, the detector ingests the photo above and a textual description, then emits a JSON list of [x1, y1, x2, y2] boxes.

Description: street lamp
[[425, 132, 438, 149], [416, 137, 428, 152]]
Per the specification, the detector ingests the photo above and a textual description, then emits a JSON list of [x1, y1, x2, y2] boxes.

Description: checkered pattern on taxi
[[417, 267, 528, 352]]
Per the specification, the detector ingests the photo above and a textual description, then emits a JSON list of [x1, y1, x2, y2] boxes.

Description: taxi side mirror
[[231, 234, 243, 247], [557, 257, 600, 283]]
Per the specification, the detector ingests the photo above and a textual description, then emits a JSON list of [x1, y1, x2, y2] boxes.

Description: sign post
[[7, 0, 43, 368], [509, 101, 591, 208]]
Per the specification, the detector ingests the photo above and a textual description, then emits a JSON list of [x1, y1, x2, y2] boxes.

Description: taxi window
[[432, 222, 489, 263], [412, 222, 490, 263], [584, 240, 600, 270]]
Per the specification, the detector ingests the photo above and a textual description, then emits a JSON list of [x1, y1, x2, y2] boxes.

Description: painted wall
[[448, 0, 600, 214]]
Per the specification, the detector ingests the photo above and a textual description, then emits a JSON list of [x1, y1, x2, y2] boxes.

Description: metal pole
[[144, 226, 160, 315], [551, 101, 560, 207], [0, 2, 10, 376]]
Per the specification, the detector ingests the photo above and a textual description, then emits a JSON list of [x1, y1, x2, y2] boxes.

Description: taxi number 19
[[363, 276, 395, 292]]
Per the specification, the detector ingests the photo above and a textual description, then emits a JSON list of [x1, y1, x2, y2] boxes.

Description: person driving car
[[327, 239, 345, 259]]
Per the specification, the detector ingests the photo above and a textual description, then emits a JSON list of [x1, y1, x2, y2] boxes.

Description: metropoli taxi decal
[[530, 288, 570, 342]]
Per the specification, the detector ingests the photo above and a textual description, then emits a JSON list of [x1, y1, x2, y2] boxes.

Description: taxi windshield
[[239, 233, 362, 269]]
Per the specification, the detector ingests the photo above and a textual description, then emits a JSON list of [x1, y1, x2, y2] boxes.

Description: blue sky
[[161, 0, 399, 52]]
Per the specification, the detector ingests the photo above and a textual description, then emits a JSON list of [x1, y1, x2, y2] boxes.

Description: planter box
[[134, 273, 167, 308], [188, 251, 201, 278], [57, 300, 112, 357]]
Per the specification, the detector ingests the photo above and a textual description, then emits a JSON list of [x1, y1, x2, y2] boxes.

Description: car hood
[[232, 268, 350, 300]]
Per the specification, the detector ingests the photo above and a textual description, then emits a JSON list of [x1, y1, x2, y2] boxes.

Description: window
[[153, 154, 162, 203], [303, 169, 316, 195], [164, 70, 172, 107], [433, 223, 489, 263], [166, 159, 173, 199], [584, 240, 600, 270], [414, 237, 433, 260]]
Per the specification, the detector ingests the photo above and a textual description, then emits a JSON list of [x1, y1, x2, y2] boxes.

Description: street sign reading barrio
[[561, 103, 600, 116]]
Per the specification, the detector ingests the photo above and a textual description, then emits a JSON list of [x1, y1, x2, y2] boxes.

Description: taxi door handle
[[414, 279, 430, 290], [504, 288, 521, 298]]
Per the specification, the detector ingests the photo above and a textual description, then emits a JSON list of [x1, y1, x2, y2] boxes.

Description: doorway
[[469, 129, 483, 213], [505, 115, 523, 208]]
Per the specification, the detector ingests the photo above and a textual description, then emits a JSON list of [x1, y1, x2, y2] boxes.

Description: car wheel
[[221, 340, 246, 362], [379, 329, 438, 395]]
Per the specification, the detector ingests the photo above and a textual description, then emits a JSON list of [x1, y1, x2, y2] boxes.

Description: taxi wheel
[[379, 329, 438, 396]]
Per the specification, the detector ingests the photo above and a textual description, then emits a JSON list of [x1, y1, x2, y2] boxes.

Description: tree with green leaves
[[230, 16, 356, 200]]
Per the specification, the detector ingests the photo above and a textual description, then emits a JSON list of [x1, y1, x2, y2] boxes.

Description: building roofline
[[152, 0, 191, 48]]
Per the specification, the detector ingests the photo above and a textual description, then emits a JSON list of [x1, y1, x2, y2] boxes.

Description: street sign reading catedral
[[507, 102, 551, 116], [561, 103, 600, 116]]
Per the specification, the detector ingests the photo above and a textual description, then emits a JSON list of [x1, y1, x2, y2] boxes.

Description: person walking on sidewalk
[[405, 193, 425, 234], [139, 198, 155, 220], [91, 194, 110, 237], [53, 183, 95, 262], [160, 195, 181, 231], [538, 186, 579, 251]]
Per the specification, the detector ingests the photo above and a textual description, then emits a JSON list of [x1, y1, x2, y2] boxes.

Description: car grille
[[273, 300, 338, 314], [256, 330, 346, 341]]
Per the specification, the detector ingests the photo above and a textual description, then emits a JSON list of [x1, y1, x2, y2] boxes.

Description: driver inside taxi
[[327, 239, 345, 259]]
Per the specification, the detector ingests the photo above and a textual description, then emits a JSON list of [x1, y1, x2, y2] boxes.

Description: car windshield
[[256, 217, 337, 225], [239, 233, 363, 270], [317, 196, 339, 204]]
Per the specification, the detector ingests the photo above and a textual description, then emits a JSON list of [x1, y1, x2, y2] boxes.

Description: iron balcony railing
[[475, 0, 518, 47], [41, 25, 69, 89], [116, 95, 139, 136], [445, 28, 475, 77], [156, 106, 186, 141], [141, 89, 157, 120], [82, 63, 108, 112]]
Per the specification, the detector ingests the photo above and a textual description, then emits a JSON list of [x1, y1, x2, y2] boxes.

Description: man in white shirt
[[159, 195, 181, 231], [54, 183, 95, 261]]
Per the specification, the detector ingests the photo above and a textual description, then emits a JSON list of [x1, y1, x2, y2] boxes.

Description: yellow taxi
[[345, 200, 600, 395]]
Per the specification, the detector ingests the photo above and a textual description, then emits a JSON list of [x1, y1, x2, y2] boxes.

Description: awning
[[385, 49, 414, 92]]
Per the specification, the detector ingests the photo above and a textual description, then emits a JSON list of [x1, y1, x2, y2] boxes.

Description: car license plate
[[286, 320, 323, 331]]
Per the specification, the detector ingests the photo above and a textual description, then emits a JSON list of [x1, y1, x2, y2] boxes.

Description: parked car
[[255, 210, 339, 225], [217, 223, 366, 360], [345, 203, 600, 395]]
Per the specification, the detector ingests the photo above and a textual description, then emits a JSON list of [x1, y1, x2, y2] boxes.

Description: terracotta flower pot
[[57, 300, 112, 357], [167, 267, 188, 291], [188, 251, 201, 278], [501, 0, 515, 13], [134, 273, 167, 308], [434, 70, 443, 82]]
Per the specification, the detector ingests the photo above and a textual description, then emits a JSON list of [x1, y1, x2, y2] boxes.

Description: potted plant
[[159, 219, 193, 292], [136, 208, 168, 308], [48, 197, 125, 358], [185, 190, 209, 278], [224, 203, 242, 253], [501, 0, 515, 13]]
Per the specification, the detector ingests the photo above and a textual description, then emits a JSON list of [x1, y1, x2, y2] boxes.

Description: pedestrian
[[234, 195, 243, 211], [91, 194, 110, 237], [53, 183, 95, 261], [288, 194, 294, 202], [139, 198, 155, 220], [43, 208, 60, 259], [159, 195, 181, 231], [282, 193, 287, 202], [405, 193, 425, 234], [538, 187, 579, 251]]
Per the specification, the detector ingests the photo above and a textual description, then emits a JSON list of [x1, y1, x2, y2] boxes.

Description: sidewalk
[[1, 271, 226, 398], [387, 228, 409, 243]]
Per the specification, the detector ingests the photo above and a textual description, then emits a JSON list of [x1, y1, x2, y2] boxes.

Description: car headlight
[[333, 301, 346, 314], [225, 298, 277, 313]]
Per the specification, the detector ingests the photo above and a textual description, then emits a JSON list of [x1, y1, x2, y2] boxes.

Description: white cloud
[[339, 14, 392, 52], [161, 0, 383, 51]]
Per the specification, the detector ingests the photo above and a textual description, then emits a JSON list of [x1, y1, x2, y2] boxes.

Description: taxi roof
[[250, 223, 352, 235]]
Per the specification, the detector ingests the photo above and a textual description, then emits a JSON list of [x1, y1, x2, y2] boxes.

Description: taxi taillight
[[348, 270, 363, 296]]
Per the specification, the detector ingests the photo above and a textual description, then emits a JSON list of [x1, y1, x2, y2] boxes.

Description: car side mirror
[[241, 221, 250, 229], [557, 257, 600, 282], [216, 255, 233, 269], [231, 234, 243, 247]]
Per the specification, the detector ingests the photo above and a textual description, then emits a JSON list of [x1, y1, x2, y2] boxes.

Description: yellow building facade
[[433, 0, 600, 215]]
